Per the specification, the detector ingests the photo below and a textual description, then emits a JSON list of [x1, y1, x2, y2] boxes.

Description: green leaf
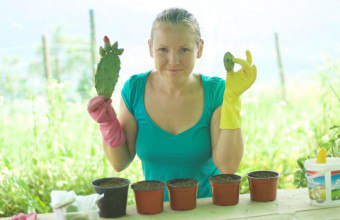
[[95, 53, 121, 99], [297, 158, 306, 170], [112, 41, 118, 51], [116, 49, 124, 55]]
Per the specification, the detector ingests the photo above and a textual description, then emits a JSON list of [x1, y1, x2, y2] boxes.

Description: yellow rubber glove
[[220, 50, 257, 129]]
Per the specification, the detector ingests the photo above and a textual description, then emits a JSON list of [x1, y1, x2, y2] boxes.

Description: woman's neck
[[151, 71, 197, 97]]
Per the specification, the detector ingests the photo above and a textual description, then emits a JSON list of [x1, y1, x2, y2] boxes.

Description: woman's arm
[[210, 106, 244, 173], [103, 97, 137, 172], [210, 50, 256, 173]]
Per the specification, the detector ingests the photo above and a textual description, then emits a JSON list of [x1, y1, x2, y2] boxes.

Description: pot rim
[[91, 177, 130, 189], [209, 174, 242, 183], [131, 180, 165, 191], [166, 178, 199, 188], [246, 170, 280, 180]]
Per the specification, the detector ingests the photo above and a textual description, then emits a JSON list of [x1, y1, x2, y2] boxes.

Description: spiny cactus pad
[[95, 36, 124, 99], [223, 52, 235, 73]]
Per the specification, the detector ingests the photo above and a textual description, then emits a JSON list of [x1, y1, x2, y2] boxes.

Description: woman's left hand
[[224, 50, 257, 101]]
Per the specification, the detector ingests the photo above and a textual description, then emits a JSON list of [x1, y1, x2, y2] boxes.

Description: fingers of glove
[[232, 57, 251, 72], [88, 99, 113, 122], [11, 215, 19, 220], [252, 65, 257, 79], [18, 213, 27, 220], [93, 100, 116, 123], [246, 50, 252, 65], [244, 64, 257, 80], [87, 96, 107, 112], [97, 99, 112, 112], [27, 213, 37, 220], [91, 99, 111, 116], [249, 65, 257, 84], [96, 109, 112, 123]]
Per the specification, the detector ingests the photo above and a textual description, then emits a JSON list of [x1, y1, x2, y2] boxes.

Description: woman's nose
[[168, 52, 180, 65]]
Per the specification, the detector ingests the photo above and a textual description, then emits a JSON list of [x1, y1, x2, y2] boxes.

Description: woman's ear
[[148, 39, 153, 58], [197, 39, 204, 58]]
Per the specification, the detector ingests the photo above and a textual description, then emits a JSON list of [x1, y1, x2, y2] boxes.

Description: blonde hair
[[151, 8, 201, 47]]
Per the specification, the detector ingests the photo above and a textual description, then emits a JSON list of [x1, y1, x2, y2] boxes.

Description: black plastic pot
[[91, 177, 130, 218]]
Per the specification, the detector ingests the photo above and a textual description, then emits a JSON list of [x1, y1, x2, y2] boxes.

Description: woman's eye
[[158, 48, 168, 52], [180, 48, 190, 53]]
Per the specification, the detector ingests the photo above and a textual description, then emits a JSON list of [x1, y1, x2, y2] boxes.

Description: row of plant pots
[[91, 170, 279, 218]]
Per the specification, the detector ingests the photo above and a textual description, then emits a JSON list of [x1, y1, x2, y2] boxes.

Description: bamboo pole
[[275, 32, 287, 102], [89, 9, 97, 82], [42, 35, 52, 83]]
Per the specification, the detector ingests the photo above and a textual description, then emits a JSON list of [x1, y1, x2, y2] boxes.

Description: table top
[[2, 188, 340, 220]]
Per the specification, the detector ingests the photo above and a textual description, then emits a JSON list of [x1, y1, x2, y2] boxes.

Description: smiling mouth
[[166, 69, 182, 72]]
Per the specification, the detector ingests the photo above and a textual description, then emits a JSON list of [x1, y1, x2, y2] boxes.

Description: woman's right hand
[[87, 96, 126, 148], [87, 96, 117, 124]]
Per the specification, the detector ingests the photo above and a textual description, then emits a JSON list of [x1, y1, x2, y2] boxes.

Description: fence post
[[89, 9, 97, 82], [42, 35, 52, 83], [275, 32, 287, 102]]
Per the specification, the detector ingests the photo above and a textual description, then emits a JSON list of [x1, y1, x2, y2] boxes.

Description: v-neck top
[[121, 70, 225, 201]]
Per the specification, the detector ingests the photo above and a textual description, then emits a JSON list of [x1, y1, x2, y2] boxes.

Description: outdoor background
[[0, 0, 339, 217]]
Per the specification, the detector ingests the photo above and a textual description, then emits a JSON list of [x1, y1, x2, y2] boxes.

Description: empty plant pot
[[167, 178, 199, 211], [247, 171, 280, 202], [209, 174, 242, 206], [91, 177, 130, 218], [131, 180, 165, 215]]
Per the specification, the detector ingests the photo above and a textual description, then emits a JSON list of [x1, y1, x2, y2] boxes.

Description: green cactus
[[95, 36, 124, 99], [223, 52, 235, 73]]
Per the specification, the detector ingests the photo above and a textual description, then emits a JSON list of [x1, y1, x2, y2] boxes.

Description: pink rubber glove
[[11, 212, 37, 220], [87, 96, 126, 148]]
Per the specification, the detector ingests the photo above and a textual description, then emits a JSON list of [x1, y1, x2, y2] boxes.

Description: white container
[[304, 157, 340, 206], [54, 207, 99, 220]]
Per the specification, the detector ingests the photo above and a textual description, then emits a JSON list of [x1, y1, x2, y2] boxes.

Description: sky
[[1, 0, 339, 85]]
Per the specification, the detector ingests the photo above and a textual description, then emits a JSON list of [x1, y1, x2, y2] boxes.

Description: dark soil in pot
[[131, 180, 164, 191], [167, 179, 198, 187], [210, 174, 241, 183], [98, 178, 128, 187], [247, 171, 279, 179]]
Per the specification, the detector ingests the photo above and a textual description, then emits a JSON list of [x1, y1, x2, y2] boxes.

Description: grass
[[0, 63, 339, 217]]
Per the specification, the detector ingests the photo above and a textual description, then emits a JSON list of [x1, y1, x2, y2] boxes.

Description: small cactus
[[95, 36, 124, 99], [223, 52, 234, 73]]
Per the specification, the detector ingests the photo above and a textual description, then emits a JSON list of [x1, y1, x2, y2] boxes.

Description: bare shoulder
[[191, 73, 203, 89], [146, 70, 157, 89]]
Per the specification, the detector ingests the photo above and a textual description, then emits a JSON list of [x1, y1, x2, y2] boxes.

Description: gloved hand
[[220, 50, 257, 129], [87, 96, 126, 147], [11, 212, 37, 220]]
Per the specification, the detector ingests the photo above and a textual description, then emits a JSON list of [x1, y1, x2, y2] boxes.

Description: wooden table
[[2, 188, 340, 219]]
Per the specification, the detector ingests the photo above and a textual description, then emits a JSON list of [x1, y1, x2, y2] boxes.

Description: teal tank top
[[121, 70, 225, 201]]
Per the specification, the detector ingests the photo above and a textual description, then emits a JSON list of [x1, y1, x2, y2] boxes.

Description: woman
[[88, 7, 257, 201]]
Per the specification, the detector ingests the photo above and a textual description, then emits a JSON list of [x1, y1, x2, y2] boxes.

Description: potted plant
[[246, 171, 279, 202], [209, 174, 242, 206], [167, 178, 199, 211], [131, 180, 165, 215], [91, 177, 130, 218]]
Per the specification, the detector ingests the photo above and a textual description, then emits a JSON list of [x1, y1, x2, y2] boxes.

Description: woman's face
[[149, 23, 203, 79]]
